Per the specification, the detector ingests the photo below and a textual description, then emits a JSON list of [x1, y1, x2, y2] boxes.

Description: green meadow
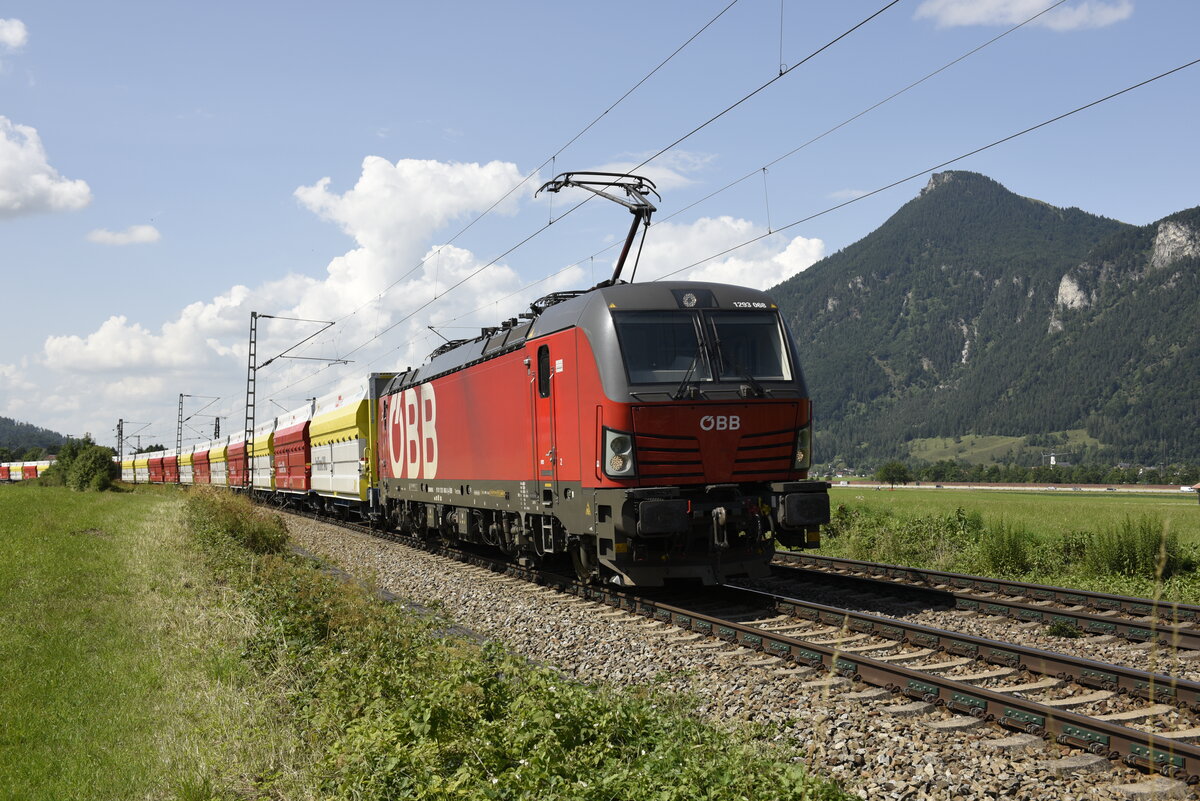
[[0, 485, 302, 801], [818, 485, 1200, 603], [1, 484, 850, 801]]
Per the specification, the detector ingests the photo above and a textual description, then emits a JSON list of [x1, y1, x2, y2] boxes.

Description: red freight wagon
[[193, 447, 211, 485], [226, 433, 248, 488], [23, 464, 38, 480], [0, 465, 9, 481], [164, 451, 180, 484], [148, 453, 166, 483], [274, 415, 312, 494]]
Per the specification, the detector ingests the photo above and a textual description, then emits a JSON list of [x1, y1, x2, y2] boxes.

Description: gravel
[[759, 578, 1200, 682], [284, 515, 1189, 801]]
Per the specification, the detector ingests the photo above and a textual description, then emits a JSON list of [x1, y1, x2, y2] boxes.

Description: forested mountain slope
[[772, 171, 1199, 465], [0, 415, 69, 453]]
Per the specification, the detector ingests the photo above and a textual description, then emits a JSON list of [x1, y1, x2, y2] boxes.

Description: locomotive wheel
[[570, 541, 600, 583]]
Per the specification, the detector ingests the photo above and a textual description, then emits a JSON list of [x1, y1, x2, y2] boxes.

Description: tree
[[876, 460, 912, 488]]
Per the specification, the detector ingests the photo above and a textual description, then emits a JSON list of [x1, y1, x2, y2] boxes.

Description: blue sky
[[1, 0, 1196, 449]]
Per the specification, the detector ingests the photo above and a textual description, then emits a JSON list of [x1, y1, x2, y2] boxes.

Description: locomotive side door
[[533, 343, 558, 508]]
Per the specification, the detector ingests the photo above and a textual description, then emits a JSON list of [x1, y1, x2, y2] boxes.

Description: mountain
[[771, 171, 1200, 466], [0, 416, 70, 454]]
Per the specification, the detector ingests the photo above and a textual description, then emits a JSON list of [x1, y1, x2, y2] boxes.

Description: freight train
[[118, 277, 829, 586], [117, 174, 830, 585]]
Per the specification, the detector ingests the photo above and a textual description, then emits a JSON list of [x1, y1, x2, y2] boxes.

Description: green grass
[[819, 486, 1200, 603], [182, 490, 853, 801], [0, 483, 851, 800], [0, 483, 308, 801], [905, 428, 1101, 464], [829, 486, 1200, 543]]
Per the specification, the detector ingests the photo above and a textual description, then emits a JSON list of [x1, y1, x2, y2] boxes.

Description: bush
[[66, 446, 119, 492], [35, 436, 118, 492], [976, 522, 1033, 576], [183, 492, 850, 801], [1083, 516, 1190, 579], [183, 489, 289, 555]]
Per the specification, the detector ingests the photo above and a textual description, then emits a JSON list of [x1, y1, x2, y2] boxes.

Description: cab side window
[[537, 345, 551, 398]]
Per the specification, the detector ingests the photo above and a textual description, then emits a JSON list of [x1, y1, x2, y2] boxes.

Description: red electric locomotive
[[373, 173, 829, 586]]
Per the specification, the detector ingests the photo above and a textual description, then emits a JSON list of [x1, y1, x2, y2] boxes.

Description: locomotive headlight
[[794, 425, 812, 470], [603, 427, 637, 478]]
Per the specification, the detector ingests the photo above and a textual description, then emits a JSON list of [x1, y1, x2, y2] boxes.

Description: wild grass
[[181, 490, 853, 801], [818, 489, 1200, 604], [0, 483, 312, 800]]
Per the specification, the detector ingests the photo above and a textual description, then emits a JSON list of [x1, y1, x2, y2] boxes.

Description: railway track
[[281, 511, 1200, 792], [763, 553, 1200, 652], [776, 552, 1200, 646]]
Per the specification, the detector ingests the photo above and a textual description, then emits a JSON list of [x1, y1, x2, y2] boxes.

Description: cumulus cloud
[[633, 216, 824, 290], [0, 18, 27, 49], [41, 157, 585, 430], [915, 0, 1133, 30], [87, 224, 161, 245], [0, 116, 92, 217]]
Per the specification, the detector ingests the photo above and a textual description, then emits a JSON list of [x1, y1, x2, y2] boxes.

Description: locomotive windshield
[[611, 311, 714, 384], [612, 310, 792, 385], [708, 311, 792, 382]]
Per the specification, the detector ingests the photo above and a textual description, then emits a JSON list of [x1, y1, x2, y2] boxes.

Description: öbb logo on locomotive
[[700, 415, 741, 432], [386, 385, 438, 480]]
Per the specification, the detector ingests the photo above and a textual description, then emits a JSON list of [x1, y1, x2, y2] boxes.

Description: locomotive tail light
[[603, 427, 637, 478], [793, 425, 813, 470]]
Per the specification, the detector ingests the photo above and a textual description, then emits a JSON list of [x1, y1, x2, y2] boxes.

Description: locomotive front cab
[[580, 282, 829, 585]]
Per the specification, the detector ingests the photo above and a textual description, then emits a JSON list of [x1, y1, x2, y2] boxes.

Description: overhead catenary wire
[[558, 0, 1074, 276], [276, 0, 904, 393], [317, 1, 743, 334], [263, 2, 747, 395], [654, 55, 1200, 281]]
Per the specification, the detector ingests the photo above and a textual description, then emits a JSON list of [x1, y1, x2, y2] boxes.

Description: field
[[828, 485, 1200, 542], [0, 484, 300, 801], [0, 484, 850, 801], [904, 428, 1102, 464], [817, 485, 1200, 603]]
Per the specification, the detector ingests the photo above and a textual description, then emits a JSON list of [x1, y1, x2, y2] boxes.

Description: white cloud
[[915, 0, 1133, 30], [39, 157, 586, 437], [0, 18, 27, 49], [633, 216, 824, 290], [829, 188, 869, 202], [0, 116, 92, 217], [87, 224, 161, 245]]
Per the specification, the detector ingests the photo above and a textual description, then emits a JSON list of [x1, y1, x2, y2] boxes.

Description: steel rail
[[568, 583, 1200, 784], [278, 510, 1200, 783], [768, 560, 1200, 651], [777, 552, 1200, 624]]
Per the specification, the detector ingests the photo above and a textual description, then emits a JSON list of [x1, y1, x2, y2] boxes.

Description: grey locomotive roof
[[382, 281, 785, 395]]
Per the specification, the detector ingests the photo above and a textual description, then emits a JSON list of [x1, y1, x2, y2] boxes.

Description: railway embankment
[[284, 511, 1200, 800]]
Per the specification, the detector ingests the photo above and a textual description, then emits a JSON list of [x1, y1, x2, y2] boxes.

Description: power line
[[319, 1, 743, 335], [558, 0, 1074, 277], [262, 2, 902, 398], [654, 55, 1200, 281], [288, 0, 903, 383]]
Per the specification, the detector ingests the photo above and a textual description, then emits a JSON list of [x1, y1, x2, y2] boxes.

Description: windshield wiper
[[713, 336, 766, 398], [672, 344, 705, 400]]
